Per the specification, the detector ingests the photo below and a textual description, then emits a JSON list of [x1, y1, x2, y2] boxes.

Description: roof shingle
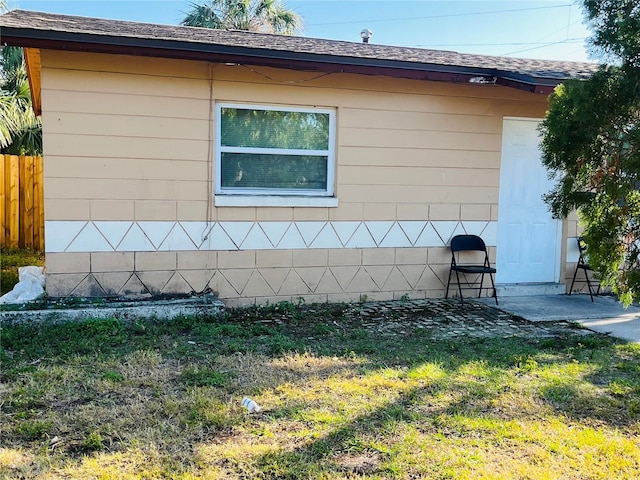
[[0, 9, 599, 89]]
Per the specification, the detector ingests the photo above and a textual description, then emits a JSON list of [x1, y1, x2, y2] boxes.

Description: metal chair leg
[[489, 273, 498, 305], [569, 264, 579, 295], [584, 268, 594, 302], [456, 270, 464, 305]]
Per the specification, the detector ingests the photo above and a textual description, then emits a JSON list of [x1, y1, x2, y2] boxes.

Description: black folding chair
[[569, 236, 600, 302], [445, 234, 497, 305]]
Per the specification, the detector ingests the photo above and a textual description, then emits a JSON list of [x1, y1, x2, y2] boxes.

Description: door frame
[[496, 116, 563, 285]]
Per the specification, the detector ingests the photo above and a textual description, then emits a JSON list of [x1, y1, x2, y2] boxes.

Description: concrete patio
[[480, 294, 640, 343]]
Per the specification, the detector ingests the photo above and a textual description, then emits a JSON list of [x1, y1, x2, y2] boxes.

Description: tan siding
[[337, 166, 498, 187], [256, 207, 294, 221], [41, 51, 213, 220], [397, 203, 429, 221], [329, 202, 364, 221], [40, 50, 559, 302], [44, 198, 90, 220], [216, 207, 257, 221], [339, 108, 503, 133], [45, 112, 209, 141], [47, 156, 208, 181], [292, 207, 329, 221], [46, 245, 501, 302], [46, 178, 207, 201], [43, 134, 209, 161], [215, 81, 498, 115], [45, 253, 90, 274], [214, 80, 547, 116], [135, 201, 177, 220], [338, 147, 499, 168], [43, 50, 208, 79], [338, 185, 497, 204], [363, 202, 396, 220], [429, 204, 461, 220], [177, 200, 213, 221], [44, 90, 209, 119], [340, 127, 502, 151], [90, 200, 135, 221], [42, 67, 210, 99], [40, 50, 545, 217], [461, 204, 492, 221]]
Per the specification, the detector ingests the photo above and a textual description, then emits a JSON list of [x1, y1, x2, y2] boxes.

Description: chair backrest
[[450, 234, 488, 253], [576, 236, 591, 267], [577, 236, 587, 255]]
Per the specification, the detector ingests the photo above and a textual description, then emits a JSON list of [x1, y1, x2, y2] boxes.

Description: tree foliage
[[0, 46, 42, 155], [540, 0, 640, 304], [583, 0, 640, 65], [0, 1, 42, 155], [181, 0, 301, 35]]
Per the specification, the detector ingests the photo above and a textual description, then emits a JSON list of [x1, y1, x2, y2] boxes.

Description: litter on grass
[[241, 397, 261, 413], [0, 266, 45, 304]]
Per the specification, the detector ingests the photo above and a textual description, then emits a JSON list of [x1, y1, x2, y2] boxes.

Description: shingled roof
[[0, 9, 599, 94]]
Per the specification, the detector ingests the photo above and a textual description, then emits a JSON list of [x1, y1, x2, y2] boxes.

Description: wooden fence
[[0, 155, 44, 251]]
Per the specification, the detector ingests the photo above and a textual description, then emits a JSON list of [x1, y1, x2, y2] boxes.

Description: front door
[[496, 118, 561, 284]]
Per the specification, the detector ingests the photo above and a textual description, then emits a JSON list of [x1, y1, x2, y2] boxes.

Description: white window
[[215, 103, 336, 203]]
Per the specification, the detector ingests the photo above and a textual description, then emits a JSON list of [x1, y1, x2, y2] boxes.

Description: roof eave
[[23, 47, 41, 115], [0, 26, 563, 94]]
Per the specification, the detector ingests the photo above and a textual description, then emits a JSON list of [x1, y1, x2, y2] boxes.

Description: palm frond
[[181, 0, 301, 34], [0, 46, 42, 155]]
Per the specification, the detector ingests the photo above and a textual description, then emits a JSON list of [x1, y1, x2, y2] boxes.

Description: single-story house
[[0, 10, 599, 306]]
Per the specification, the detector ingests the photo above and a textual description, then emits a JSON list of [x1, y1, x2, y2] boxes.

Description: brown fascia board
[[23, 47, 41, 115], [0, 26, 559, 93]]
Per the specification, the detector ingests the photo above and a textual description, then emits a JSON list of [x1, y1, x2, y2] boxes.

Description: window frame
[[215, 102, 336, 199]]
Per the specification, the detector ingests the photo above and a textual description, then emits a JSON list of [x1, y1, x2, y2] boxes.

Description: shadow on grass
[[252, 336, 640, 478], [1, 304, 639, 477], [253, 383, 507, 478]]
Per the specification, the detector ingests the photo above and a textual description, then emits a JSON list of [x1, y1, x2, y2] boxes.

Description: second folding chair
[[569, 236, 601, 302]]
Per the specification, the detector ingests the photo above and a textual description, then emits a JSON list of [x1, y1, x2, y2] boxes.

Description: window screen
[[217, 105, 334, 196]]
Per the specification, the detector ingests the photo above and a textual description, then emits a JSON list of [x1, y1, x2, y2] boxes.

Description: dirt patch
[[335, 452, 381, 474]]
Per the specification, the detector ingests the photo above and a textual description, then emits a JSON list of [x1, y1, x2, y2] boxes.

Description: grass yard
[[1, 301, 639, 479], [0, 249, 44, 296]]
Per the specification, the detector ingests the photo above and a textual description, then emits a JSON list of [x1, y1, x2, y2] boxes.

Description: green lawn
[[1, 302, 639, 479]]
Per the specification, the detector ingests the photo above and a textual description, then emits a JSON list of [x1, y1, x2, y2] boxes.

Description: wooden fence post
[[0, 155, 44, 251], [23, 156, 35, 248], [0, 156, 5, 246], [8, 155, 19, 249], [33, 155, 44, 251], [19, 154, 25, 249]]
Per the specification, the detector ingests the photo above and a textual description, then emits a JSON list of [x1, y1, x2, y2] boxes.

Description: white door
[[496, 118, 561, 284]]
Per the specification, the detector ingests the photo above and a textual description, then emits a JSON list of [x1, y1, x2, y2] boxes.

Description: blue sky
[[10, 1, 594, 62]]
